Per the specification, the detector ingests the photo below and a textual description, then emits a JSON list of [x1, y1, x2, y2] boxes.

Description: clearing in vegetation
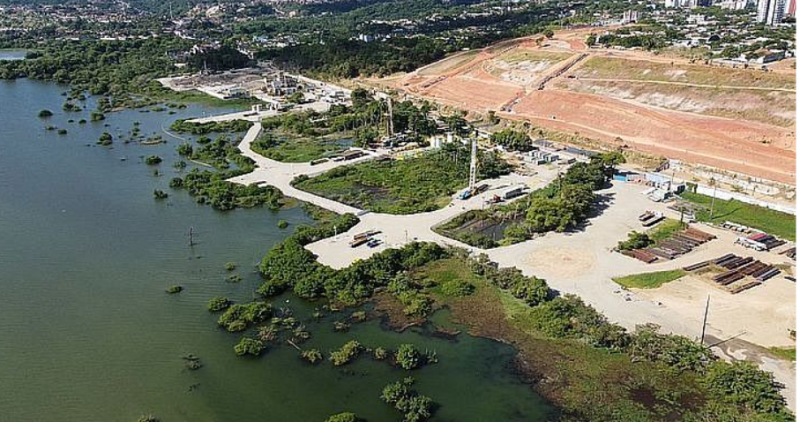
[[292, 143, 512, 214], [613, 270, 688, 289], [679, 192, 796, 241]]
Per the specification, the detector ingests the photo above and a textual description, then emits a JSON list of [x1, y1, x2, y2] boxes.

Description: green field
[[647, 218, 687, 242], [293, 145, 511, 214], [680, 192, 796, 241], [252, 132, 351, 163], [613, 269, 687, 289]]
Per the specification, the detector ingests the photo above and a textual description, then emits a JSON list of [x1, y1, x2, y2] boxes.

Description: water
[[0, 80, 557, 422], [0, 49, 28, 61]]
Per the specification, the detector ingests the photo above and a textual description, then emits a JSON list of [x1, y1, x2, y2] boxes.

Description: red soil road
[[505, 90, 796, 184]]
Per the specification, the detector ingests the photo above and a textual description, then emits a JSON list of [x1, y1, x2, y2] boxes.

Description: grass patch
[[769, 347, 796, 361], [647, 218, 687, 242], [293, 144, 511, 214], [152, 88, 258, 109], [497, 49, 572, 65], [613, 269, 687, 289], [679, 192, 796, 241], [252, 132, 350, 163]]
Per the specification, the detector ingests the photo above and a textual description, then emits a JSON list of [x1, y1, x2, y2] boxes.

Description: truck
[[502, 186, 525, 200], [460, 183, 489, 200]]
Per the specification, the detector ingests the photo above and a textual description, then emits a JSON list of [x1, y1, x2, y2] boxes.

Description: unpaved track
[[573, 77, 797, 93]]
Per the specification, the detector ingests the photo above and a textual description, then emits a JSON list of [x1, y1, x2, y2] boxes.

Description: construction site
[[376, 26, 796, 187]]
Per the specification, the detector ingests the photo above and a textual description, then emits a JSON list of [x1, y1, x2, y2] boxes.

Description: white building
[[622, 10, 641, 22], [757, 0, 786, 24]]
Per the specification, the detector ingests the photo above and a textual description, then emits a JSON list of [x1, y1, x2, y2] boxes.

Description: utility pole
[[387, 97, 394, 137], [709, 178, 717, 218], [468, 136, 478, 194], [700, 295, 710, 345]]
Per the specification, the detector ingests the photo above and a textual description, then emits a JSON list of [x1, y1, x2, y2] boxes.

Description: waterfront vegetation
[[380, 377, 434, 422], [293, 143, 512, 214], [679, 191, 796, 241], [170, 119, 252, 135], [324, 412, 359, 422], [435, 152, 625, 247], [169, 133, 287, 211], [237, 201, 791, 420], [329, 340, 363, 366], [432, 253, 792, 421]]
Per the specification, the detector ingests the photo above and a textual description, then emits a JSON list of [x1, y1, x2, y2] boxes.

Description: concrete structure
[[758, 0, 786, 25], [622, 10, 640, 23]]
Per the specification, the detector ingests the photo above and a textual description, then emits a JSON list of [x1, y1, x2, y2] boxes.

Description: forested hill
[[0, 0, 212, 15]]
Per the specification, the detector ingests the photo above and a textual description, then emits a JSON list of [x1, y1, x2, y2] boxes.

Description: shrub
[[153, 190, 168, 199], [301, 348, 324, 364], [145, 155, 162, 165], [628, 324, 714, 372], [380, 378, 434, 422], [373, 347, 388, 360], [98, 132, 113, 145], [440, 279, 475, 297], [176, 143, 193, 156], [38, 109, 53, 118], [527, 295, 630, 350], [207, 297, 231, 312], [618, 231, 653, 251], [324, 412, 359, 422], [234, 337, 264, 357], [329, 340, 362, 366], [395, 344, 421, 370], [217, 302, 272, 332], [704, 361, 788, 415]]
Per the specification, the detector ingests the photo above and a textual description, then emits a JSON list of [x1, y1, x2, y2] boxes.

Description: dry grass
[[576, 57, 795, 90]]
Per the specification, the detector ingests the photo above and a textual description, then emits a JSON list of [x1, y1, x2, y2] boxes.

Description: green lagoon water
[[0, 80, 557, 422]]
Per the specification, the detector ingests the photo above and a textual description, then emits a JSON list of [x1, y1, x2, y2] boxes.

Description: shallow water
[[0, 80, 557, 422], [0, 49, 28, 61]]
